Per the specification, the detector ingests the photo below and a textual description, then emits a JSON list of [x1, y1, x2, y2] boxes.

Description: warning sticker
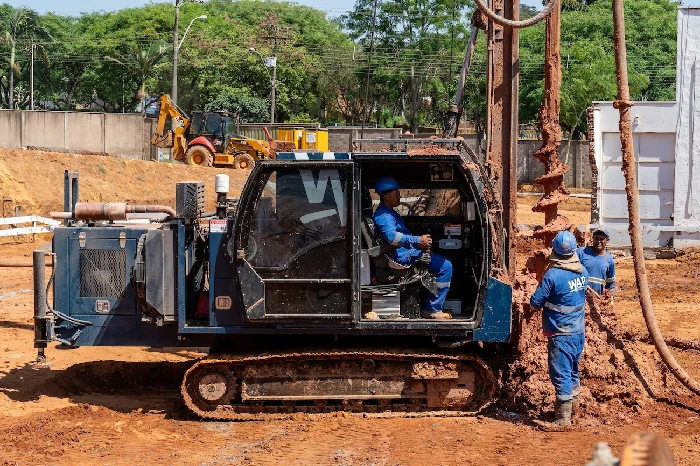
[[444, 223, 461, 236], [210, 219, 228, 233]]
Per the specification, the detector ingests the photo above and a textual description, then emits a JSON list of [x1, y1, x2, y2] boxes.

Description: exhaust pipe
[[33, 250, 53, 366]]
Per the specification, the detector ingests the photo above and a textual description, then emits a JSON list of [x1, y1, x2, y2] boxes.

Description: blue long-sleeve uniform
[[576, 246, 616, 296], [373, 204, 424, 264], [530, 267, 589, 336], [373, 204, 452, 313], [530, 265, 589, 401]]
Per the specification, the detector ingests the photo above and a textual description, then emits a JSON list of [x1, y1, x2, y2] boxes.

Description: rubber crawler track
[[181, 349, 496, 421]]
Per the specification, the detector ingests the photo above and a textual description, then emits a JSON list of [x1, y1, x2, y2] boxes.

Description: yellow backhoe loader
[[150, 94, 293, 169]]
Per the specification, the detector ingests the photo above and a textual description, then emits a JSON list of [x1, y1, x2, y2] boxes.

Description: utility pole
[[263, 27, 288, 124], [172, 1, 180, 104], [30, 42, 35, 110], [361, 0, 379, 138], [172, 0, 204, 105], [270, 48, 276, 124]]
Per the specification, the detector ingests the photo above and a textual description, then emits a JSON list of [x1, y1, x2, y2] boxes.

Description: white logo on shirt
[[568, 277, 586, 292]]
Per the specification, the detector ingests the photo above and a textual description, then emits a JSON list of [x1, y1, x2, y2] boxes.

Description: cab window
[[245, 166, 350, 279]]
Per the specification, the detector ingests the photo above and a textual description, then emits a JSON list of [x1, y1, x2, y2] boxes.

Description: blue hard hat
[[375, 176, 400, 194], [552, 230, 577, 257]]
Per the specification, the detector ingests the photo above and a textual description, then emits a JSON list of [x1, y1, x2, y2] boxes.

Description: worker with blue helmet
[[530, 230, 589, 430], [373, 176, 453, 320], [576, 226, 616, 297]]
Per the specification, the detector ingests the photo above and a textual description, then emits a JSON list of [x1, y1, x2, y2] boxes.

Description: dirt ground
[[1, 150, 699, 465]]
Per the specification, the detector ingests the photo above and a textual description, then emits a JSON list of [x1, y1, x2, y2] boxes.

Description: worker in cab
[[577, 226, 616, 299], [373, 176, 453, 320], [530, 230, 589, 430]]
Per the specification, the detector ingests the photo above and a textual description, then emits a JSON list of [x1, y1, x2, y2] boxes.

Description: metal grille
[[79, 249, 127, 298]]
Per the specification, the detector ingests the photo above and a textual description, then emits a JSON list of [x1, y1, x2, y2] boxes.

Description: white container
[[215, 174, 230, 194]]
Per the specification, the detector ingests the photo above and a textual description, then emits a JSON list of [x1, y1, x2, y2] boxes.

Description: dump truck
[[35, 139, 511, 419]]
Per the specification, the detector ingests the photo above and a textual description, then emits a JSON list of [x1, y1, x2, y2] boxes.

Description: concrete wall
[[0, 109, 591, 189], [0, 110, 155, 160], [327, 127, 402, 152], [517, 140, 591, 188], [0, 111, 21, 148]]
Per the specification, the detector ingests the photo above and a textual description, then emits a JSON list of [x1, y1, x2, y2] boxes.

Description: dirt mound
[[0, 149, 253, 217]]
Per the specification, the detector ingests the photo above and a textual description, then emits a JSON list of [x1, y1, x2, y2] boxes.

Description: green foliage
[[0, 0, 681, 141], [520, 5, 539, 20], [339, 0, 473, 129], [204, 89, 270, 122], [289, 112, 318, 123], [519, 0, 676, 137], [0, 6, 52, 108]]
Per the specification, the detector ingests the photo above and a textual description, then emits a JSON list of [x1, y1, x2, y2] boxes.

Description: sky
[[9, 0, 700, 17]]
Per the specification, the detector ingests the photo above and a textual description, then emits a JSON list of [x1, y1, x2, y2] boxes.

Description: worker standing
[[530, 230, 589, 430], [577, 226, 616, 298]]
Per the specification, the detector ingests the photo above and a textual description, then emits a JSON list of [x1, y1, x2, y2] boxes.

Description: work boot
[[534, 400, 573, 432], [420, 310, 452, 320], [572, 394, 580, 415]]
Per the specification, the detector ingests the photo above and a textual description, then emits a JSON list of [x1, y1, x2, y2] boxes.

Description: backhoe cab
[[186, 111, 270, 169]]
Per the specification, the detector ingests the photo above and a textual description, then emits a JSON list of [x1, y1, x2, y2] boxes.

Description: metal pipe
[[474, 0, 558, 28], [612, 0, 700, 396], [0, 259, 52, 267], [33, 250, 48, 364], [71, 202, 176, 221], [127, 204, 177, 217]]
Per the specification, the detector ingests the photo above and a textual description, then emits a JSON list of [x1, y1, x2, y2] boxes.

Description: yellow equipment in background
[[276, 127, 329, 152]]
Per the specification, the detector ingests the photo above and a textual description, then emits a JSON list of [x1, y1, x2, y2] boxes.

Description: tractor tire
[[185, 145, 213, 167], [234, 153, 255, 170]]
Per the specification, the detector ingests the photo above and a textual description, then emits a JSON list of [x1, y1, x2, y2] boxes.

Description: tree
[[205, 89, 269, 122], [1, 7, 51, 109], [520, 5, 539, 20], [519, 0, 676, 137], [106, 41, 171, 114], [339, 0, 473, 131]]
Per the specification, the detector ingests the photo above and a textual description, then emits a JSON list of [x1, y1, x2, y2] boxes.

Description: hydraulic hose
[[612, 0, 700, 396], [473, 0, 559, 28]]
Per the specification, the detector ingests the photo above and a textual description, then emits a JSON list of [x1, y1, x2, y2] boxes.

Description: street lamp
[[172, 0, 206, 104], [179, 15, 207, 49], [249, 47, 277, 124]]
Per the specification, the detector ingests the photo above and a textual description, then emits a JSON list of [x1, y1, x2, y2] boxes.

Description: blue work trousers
[[547, 333, 585, 401], [423, 253, 453, 313]]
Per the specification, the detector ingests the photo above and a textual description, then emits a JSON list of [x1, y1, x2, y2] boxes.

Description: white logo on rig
[[568, 276, 586, 292], [299, 169, 347, 226]]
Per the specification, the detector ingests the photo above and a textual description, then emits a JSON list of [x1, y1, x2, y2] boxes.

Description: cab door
[[235, 161, 354, 320]]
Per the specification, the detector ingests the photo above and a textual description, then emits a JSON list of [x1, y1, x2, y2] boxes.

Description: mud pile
[[497, 236, 676, 424]]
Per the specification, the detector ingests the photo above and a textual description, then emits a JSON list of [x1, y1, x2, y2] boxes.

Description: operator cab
[[357, 156, 489, 323], [232, 148, 495, 330], [189, 112, 233, 150]]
